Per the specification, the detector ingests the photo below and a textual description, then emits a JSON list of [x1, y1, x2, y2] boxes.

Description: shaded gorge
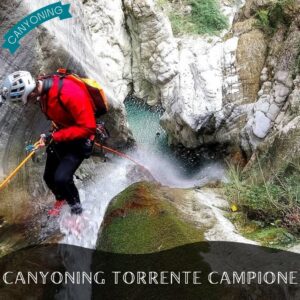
[[125, 97, 226, 188]]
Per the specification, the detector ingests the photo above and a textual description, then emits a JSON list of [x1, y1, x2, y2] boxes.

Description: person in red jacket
[[1, 71, 97, 216]]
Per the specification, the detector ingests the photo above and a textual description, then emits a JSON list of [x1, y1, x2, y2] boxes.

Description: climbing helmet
[[1, 71, 36, 104]]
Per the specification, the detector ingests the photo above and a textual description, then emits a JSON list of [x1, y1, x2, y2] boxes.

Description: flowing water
[[125, 99, 226, 188], [60, 100, 226, 248]]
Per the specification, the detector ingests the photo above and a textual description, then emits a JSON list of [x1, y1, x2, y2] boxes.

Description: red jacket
[[41, 75, 96, 142]]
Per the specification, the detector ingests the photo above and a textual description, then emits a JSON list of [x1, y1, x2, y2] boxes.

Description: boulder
[[97, 182, 253, 253], [97, 182, 204, 253]]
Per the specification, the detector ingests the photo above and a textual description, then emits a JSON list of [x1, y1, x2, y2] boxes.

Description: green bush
[[169, 12, 198, 35], [190, 0, 228, 34], [224, 160, 300, 234], [256, 9, 272, 34], [159, 0, 228, 36], [255, 0, 293, 34]]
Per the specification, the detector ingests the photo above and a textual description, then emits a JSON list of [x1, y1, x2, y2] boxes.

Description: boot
[[70, 203, 83, 215], [48, 200, 66, 216]]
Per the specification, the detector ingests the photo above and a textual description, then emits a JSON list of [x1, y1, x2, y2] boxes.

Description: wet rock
[[97, 182, 204, 253], [125, 164, 156, 182], [97, 182, 253, 253]]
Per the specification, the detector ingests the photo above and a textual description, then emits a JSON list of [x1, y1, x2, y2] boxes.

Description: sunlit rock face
[[160, 37, 229, 148], [124, 0, 179, 106], [121, 0, 247, 150], [157, 0, 300, 165], [117, 0, 247, 149], [241, 14, 300, 156]]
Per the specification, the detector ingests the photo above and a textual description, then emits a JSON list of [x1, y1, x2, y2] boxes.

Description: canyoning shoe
[[70, 203, 83, 215], [48, 200, 66, 216]]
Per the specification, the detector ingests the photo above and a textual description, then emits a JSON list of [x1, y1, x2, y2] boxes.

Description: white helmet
[[1, 71, 36, 104]]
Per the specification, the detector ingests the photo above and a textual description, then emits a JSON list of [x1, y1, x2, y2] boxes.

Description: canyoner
[[0, 69, 109, 218]]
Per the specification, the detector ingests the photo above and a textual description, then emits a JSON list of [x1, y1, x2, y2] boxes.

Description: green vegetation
[[190, 0, 229, 34], [228, 212, 297, 247], [255, 0, 294, 35], [224, 158, 300, 247], [157, 0, 228, 36], [97, 182, 204, 254]]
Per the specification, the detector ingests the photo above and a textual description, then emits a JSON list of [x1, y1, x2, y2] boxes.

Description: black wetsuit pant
[[43, 142, 85, 207]]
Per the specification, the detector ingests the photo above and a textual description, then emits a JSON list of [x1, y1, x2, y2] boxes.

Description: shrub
[[256, 9, 272, 34], [158, 0, 228, 36], [169, 12, 198, 35], [255, 0, 293, 34], [190, 0, 228, 34], [224, 159, 300, 234]]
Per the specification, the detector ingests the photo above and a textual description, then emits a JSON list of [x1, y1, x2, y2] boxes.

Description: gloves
[[39, 133, 53, 147]]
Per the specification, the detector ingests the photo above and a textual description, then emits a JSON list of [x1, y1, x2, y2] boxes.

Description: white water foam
[[59, 157, 139, 248], [129, 145, 226, 188], [58, 144, 226, 248]]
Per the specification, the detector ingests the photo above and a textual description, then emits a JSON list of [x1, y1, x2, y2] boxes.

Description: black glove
[[40, 133, 53, 146]]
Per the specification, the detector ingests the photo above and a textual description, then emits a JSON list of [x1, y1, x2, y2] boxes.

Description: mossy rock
[[97, 182, 204, 254]]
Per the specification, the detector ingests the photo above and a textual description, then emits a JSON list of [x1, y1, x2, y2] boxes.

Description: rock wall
[[124, 0, 179, 105], [82, 0, 132, 101], [117, 0, 246, 149], [241, 7, 300, 157], [155, 0, 300, 167], [161, 37, 225, 147]]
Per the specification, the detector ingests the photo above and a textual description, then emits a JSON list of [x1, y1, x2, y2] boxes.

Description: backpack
[[42, 68, 109, 117]]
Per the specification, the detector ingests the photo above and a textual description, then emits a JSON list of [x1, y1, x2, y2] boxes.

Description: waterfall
[[59, 100, 226, 248]]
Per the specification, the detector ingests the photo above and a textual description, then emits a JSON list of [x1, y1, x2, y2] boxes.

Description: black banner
[[0, 242, 299, 299]]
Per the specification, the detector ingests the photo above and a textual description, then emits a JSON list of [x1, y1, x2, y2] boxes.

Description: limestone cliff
[[154, 0, 300, 170]]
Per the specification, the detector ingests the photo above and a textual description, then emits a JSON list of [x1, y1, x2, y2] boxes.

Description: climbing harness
[[0, 141, 42, 191]]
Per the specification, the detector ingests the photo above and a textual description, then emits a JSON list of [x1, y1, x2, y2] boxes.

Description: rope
[[0, 141, 150, 192], [94, 142, 148, 171], [0, 141, 41, 191]]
